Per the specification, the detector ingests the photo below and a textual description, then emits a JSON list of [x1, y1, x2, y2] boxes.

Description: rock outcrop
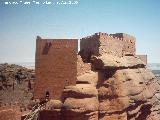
[[62, 84, 99, 120], [0, 106, 22, 120], [0, 63, 35, 91], [60, 54, 160, 120], [0, 63, 35, 120]]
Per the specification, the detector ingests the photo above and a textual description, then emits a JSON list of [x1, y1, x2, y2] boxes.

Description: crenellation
[[99, 32, 108, 38], [95, 32, 99, 35], [82, 34, 98, 40], [109, 35, 113, 38]]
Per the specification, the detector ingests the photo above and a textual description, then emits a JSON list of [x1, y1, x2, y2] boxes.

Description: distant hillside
[[0, 63, 35, 109], [152, 70, 160, 78], [148, 63, 160, 70], [148, 63, 160, 78], [7, 62, 35, 69]]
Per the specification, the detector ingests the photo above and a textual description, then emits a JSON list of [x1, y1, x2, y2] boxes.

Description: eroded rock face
[[61, 54, 160, 120], [97, 68, 159, 120], [34, 54, 160, 120], [91, 54, 145, 69], [62, 84, 99, 120], [38, 100, 62, 120], [0, 106, 22, 120]]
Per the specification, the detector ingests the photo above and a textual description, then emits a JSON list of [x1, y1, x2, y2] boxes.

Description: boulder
[[63, 84, 98, 98], [63, 97, 99, 120], [77, 71, 99, 86], [91, 54, 145, 69]]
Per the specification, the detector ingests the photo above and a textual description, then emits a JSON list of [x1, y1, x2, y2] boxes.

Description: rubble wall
[[99, 33, 123, 57], [79, 33, 136, 62], [77, 55, 91, 76], [34, 38, 78, 100], [80, 34, 100, 62], [110, 33, 136, 56]]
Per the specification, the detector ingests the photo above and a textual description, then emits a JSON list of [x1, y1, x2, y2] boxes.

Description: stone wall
[[34, 37, 78, 100], [99, 33, 123, 57], [80, 34, 100, 62], [77, 55, 91, 76], [79, 32, 136, 62], [137, 55, 147, 64], [110, 33, 136, 56]]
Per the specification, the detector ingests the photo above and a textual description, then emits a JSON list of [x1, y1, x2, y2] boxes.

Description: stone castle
[[33, 32, 160, 120], [34, 32, 147, 100]]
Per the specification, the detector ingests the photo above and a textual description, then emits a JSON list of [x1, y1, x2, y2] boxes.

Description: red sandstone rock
[[91, 54, 145, 69], [63, 84, 98, 98], [63, 97, 99, 120], [77, 71, 99, 86], [0, 106, 21, 120], [62, 84, 99, 120]]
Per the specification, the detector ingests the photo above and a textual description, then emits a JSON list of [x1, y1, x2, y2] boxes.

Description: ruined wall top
[[80, 32, 136, 62], [81, 32, 135, 41]]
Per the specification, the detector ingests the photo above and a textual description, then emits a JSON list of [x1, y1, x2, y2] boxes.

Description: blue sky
[[0, 0, 160, 63]]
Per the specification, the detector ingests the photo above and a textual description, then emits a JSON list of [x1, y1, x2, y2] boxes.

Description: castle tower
[[79, 32, 136, 62], [110, 33, 136, 56], [34, 36, 78, 100]]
